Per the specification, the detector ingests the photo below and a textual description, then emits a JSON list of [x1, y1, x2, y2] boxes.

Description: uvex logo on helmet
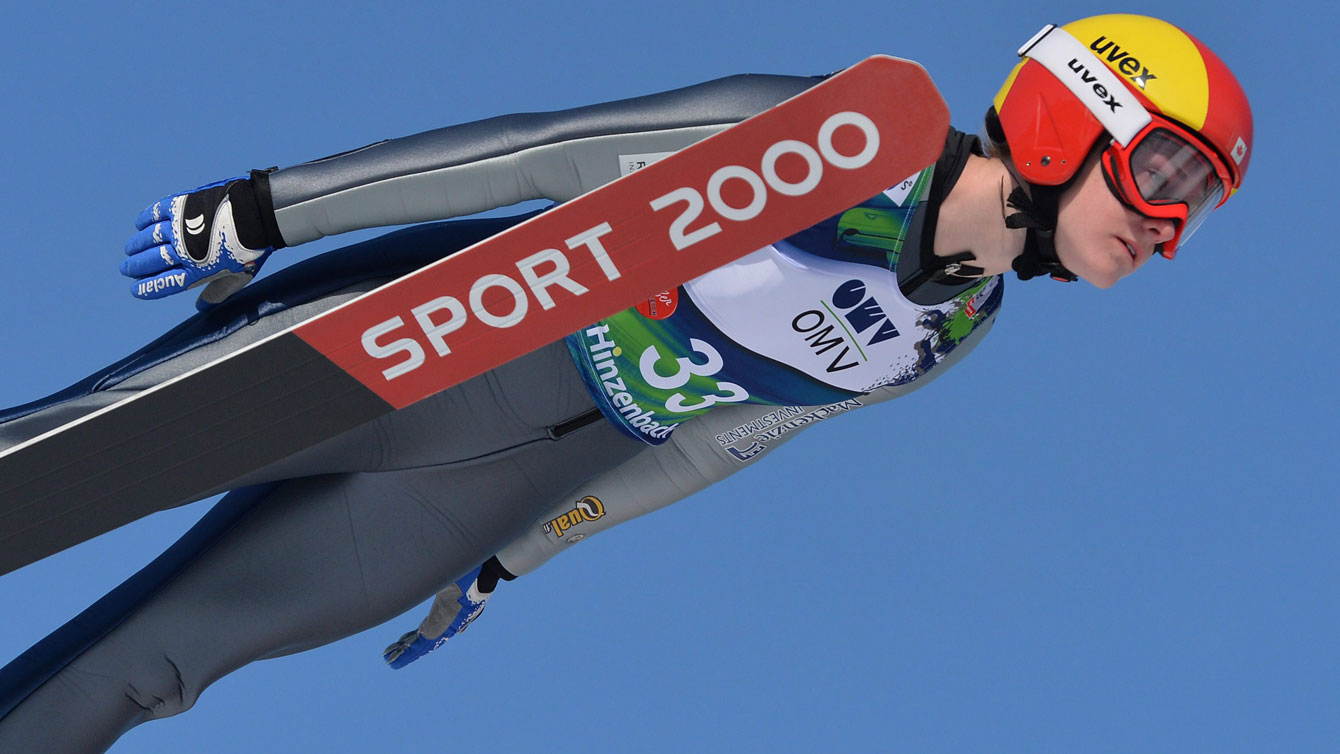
[[1064, 58, 1124, 113], [1089, 35, 1157, 90]]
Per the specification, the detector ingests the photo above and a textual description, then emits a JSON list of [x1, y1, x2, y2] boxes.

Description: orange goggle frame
[[1100, 116, 1232, 257]]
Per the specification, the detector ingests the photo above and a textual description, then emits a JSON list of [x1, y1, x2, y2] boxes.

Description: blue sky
[[0, 1, 1334, 752]]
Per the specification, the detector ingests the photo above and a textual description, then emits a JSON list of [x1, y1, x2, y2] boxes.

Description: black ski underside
[[0, 334, 390, 576]]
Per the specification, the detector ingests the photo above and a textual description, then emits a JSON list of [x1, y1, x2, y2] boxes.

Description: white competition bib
[[685, 240, 997, 393]]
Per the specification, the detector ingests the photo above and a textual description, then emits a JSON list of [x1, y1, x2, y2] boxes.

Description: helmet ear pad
[[996, 61, 1109, 187]]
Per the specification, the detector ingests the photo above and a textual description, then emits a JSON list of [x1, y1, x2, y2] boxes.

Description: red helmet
[[993, 14, 1253, 257]]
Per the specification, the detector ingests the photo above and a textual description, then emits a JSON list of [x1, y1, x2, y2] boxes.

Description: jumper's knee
[[120, 654, 197, 720]]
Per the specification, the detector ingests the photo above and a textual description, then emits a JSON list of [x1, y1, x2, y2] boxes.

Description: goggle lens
[[1130, 129, 1224, 215]]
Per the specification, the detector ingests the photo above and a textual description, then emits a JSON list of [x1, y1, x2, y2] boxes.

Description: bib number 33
[[639, 339, 749, 413]]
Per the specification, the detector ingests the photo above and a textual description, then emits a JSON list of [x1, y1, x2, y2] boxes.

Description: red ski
[[0, 56, 949, 575]]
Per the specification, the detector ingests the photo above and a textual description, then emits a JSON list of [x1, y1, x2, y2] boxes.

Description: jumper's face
[[1053, 152, 1177, 288]]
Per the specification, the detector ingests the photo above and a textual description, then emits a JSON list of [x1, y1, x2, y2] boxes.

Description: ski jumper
[[0, 71, 999, 754]]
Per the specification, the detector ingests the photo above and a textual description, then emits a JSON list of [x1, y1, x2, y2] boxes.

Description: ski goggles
[[1099, 117, 1231, 258]]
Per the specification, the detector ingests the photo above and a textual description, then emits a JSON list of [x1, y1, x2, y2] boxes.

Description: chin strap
[[1005, 185, 1077, 283]]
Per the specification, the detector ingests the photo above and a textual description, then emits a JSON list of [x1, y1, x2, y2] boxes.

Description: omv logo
[[791, 279, 900, 373]]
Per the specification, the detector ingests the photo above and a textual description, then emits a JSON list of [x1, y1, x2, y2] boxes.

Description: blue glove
[[383, 565, 493, 669], [122, 173, 283, 311]]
